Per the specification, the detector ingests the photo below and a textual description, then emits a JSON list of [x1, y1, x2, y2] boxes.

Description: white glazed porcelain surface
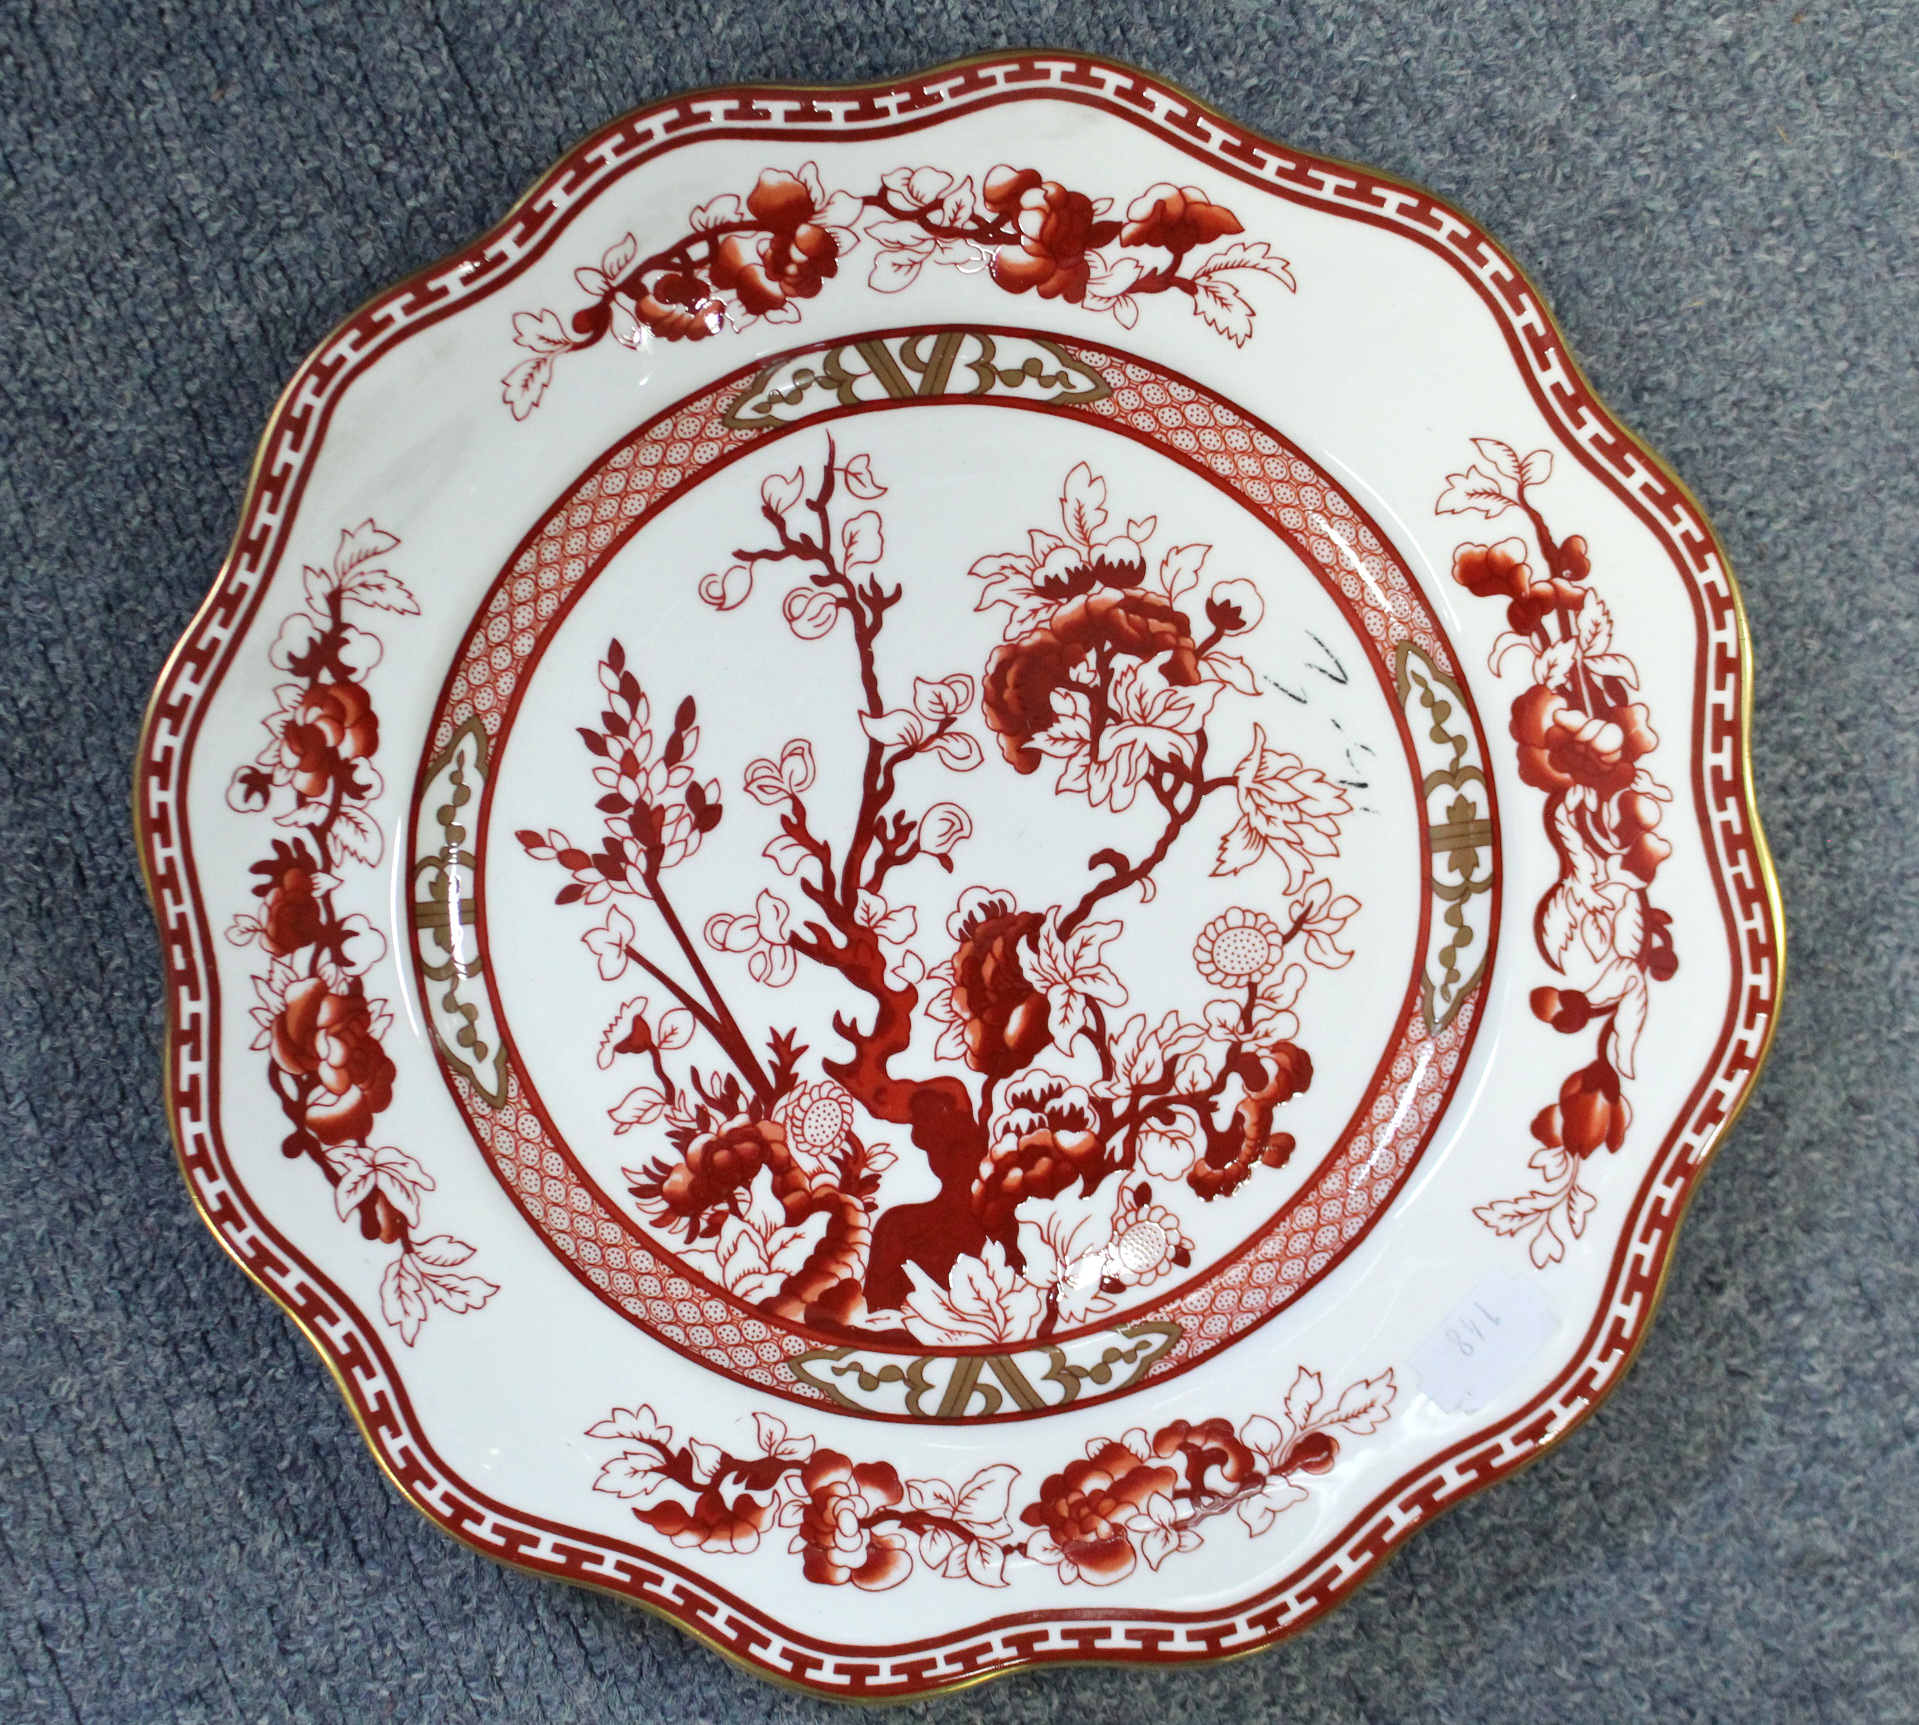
[[140, 55, 1780, 1699]]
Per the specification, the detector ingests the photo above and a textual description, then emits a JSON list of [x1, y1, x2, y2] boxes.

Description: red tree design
[[523, 445, 1358, 1340]]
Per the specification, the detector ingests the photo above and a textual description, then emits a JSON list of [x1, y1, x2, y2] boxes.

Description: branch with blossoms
[[514, 648, 776, 1095], [920, 462, 1359, 1270], [585, 1365, 1393, 1591], [1438, 439, 1679, 1266], [225, 524, 496, 1342], [503, 161, 1295, 415]]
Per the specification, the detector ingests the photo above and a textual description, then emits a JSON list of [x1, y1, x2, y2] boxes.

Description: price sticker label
[[1410, 1270, 1557, 1414]]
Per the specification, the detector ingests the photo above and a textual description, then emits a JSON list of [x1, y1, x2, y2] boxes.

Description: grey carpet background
[[2, 2, 1915, 1720]]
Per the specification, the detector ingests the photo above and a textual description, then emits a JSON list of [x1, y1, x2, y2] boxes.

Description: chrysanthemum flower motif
[[1193, 906, 1287, 987], [1103, 1195, 1192, 1289], [773, 1081, 857, 1175]]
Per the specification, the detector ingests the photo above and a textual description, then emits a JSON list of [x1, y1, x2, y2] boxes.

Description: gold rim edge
[[129, 45, 1788, 1703]]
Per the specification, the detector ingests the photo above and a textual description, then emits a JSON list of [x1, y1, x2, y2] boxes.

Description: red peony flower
[[983, 165, 1121, 303], [982, 590, 1200, 773], [280, 680, 378, 800], [270, 976, 395, 1146], [637, 1117, 812, 1237], [1019, 1439, 1179, 1585], [708, 169, 844, 316], [637, 1488, 770, 1554], [1505, 575, 1589, 637], [1148, 1417, 1259, 1487], [255, 859, 325, 956], [1531, 1060, 1628, 1159], [1509, 685, 1658, 797], [1450, 540, 1596, 633], [973, 1075, 1104, 1231], [788, 1451, 911, 1589], [946, 894, 1052, 1080], [1452, 540, 1533, 602], [632, 270, 725, 341], [1120, 183, 1243, 252]]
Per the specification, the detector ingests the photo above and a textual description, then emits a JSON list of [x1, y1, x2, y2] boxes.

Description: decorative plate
[[138, 54, 1783, 1700]]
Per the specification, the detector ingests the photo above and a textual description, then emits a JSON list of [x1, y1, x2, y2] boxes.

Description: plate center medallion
[[411, 328, 1498, 1419]]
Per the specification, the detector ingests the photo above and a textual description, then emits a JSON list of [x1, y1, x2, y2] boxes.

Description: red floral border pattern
[[1437, 443, 1679, 1266], [222, 525, 497, 1341], [587, 1366, 1393, 1590], [137, 57, 1780, 1697], [505, 161, 1292, 415]]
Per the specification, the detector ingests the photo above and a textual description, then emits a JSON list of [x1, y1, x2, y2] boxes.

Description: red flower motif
[[280, 680, 378, 800], [1101, 1194, 1194, 1287], [1505, 576, 1588, 637], [1275, 1429, 1339, 1474], [1509, 685, 1658, 797], [637, 1488, 771, 1554], [982, 165, 1121, 303], [1019, 1438, 1179, 1585], [1149, 1417, 1259, 1487], [1531, 1060, 1628, 1159], [709, 169, 844, 317], [1193, 906, 1287, 987], [1452, 540, 1532, 602], [1451, 540, 1589, 634], [1029, 540, 1148, 602], [270, 976, 395, 1147], [945, 893, 1052, 1080], [632, 271, 725, 341], [254, 858, 325, 956], [982, 590, 1200, 773], [788, 1451, 911, 1589], [772, 1080, 857, 1172], [1530, 986, 1593, 1034], [1120, 183, 1242, 252], [636, 1117, 810, 1238], [974, 1074, 1104, 1231], [1614, 788, 1671, 882]]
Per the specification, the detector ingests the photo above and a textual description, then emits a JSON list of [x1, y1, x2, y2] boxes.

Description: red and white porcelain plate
[[139, 56, 1783, 1698]]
